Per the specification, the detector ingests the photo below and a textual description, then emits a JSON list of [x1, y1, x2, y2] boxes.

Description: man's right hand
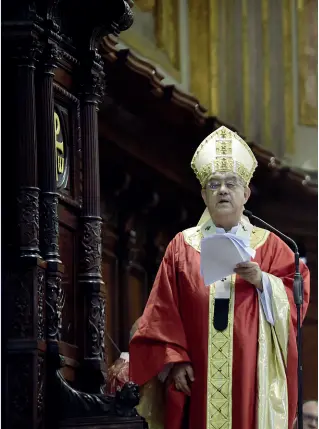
[[171, 362, 194, 396]]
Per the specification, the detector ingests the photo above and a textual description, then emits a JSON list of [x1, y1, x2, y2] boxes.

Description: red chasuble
[[129, 224, 310, 429]]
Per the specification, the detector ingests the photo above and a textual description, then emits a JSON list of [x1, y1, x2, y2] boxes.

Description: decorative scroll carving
[[41, 42, 60, 73], [8, 354, 33, 428], [54, 365, 140, 419], [117, 1, 134, 31], [80, 219, 102, 276], [88, 294, 105, 360], [35, 0, 62, 27], [37, 267, 45, 340], [40, 192, 59, 259], [9, 270, 34, 339], [46, 274, 63, 341], [114, 382, 140, 418], [78, 64, 105, 105], [14, 38, 41, 67], [17, 187, 40, 257], [42, 348, 142, 421]]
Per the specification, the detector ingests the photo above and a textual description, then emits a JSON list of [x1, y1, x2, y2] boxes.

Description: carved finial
[[117, 1, 134, 31]]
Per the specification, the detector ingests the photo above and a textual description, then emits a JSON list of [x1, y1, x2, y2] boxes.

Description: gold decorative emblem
[[216, 140, 232, 155], [54, 110, 68, 189]]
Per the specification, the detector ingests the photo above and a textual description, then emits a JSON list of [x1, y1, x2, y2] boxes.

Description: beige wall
[[118, 0, 191, 91], [114, 0, 317, 171]]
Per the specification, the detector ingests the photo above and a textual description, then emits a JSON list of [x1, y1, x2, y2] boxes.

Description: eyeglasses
[[207, 180, 241, 191], [304, 413, 318, 423]]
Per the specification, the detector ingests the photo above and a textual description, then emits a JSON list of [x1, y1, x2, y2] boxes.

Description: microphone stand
[[243, 210, 304, 429]]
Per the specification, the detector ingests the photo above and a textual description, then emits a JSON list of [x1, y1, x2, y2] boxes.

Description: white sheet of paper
[[200, 234, 254, 286]]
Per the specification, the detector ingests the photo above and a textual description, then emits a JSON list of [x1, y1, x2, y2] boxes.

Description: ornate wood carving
[[37, 267, 46, 341], [88, 293, 106, 361], [3, 1, 144, 428], [37, 42, 60, 259], [78, 53, 105, 391], [36, 40, 65, 347], [9, 268, 34, 339], [3, 34, 48, 429], [17, 188, 40, 256], [37, 355, 45, 429], [7, 354, 34, 429], [48, 357, 141, 421], [46, 268, 63, 341]]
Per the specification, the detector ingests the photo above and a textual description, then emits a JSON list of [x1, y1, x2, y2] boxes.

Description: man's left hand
[[234, 262, 263, 291]]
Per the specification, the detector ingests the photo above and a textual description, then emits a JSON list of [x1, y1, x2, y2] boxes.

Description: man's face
[[303, 402, 318, 429], [201, 172, 250, 229]]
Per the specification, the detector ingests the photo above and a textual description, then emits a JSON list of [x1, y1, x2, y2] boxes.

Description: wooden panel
[[120, 255, 148, 352], [58, 203, 80, 362], [303, 323, 318, 400], [102, 252, 120, 365], [101, 201, 121, 366], [59, 222, 76, 344], [126, 273, 145, 335]]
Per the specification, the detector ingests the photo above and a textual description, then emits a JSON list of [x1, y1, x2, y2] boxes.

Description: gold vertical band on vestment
[[206, 277, 235, 429], [261, 0, 271, 149], [257, 274, 290, 429], [208, 0, 219, 116], [242, 0, 250, 137], [282, 0, 294, 154]]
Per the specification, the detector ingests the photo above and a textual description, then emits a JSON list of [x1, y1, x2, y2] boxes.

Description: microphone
[[243, 209, 304, 429], [243, 209, 303, 305]]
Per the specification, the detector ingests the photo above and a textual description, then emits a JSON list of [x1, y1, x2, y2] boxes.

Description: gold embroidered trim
[[194, 158, 253, 187], [236, 161, 251, 184], [213, 157, 234, 173], [183, 224, 269, 254], [250, 227, 270, 250], [257, 274, 290, 429], [218, 127, 233, 139], [182, 226, 202, 252], [216, 140, 232, 155], [182, 221, 272, 429], [196, 164, 214, 189], [190, 126, 258, 187], [207, 277, 235, 429]]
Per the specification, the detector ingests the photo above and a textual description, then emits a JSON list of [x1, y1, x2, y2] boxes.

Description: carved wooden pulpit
[[2, 1, 145, 428]]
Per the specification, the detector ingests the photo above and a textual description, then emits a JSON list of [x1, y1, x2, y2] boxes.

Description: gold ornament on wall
[[188, 0, 219, 115], [298, 0, 318, 126], [134, 0, 155, 12], [119, 0, 180, 79], [155, 0, 180, 70]]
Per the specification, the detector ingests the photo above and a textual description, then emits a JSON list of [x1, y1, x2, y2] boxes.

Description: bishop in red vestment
[[129, 126, 310, 429]]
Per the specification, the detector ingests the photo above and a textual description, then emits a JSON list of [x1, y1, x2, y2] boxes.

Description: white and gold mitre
[[191, 125, 258, 187]]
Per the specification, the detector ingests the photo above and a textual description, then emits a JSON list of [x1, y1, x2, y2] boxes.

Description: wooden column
[[6, 38, 46, 429], [78, 53, 106, 393], [36, 41, 64, 344], [36, 40, 65, 429]]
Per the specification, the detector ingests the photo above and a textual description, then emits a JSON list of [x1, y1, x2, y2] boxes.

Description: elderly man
[[294, 401, 318, 429], [130, 126, 310, 429]]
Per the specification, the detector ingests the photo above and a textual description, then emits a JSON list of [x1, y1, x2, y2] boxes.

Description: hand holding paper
[[200, 233, 256, 286]]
